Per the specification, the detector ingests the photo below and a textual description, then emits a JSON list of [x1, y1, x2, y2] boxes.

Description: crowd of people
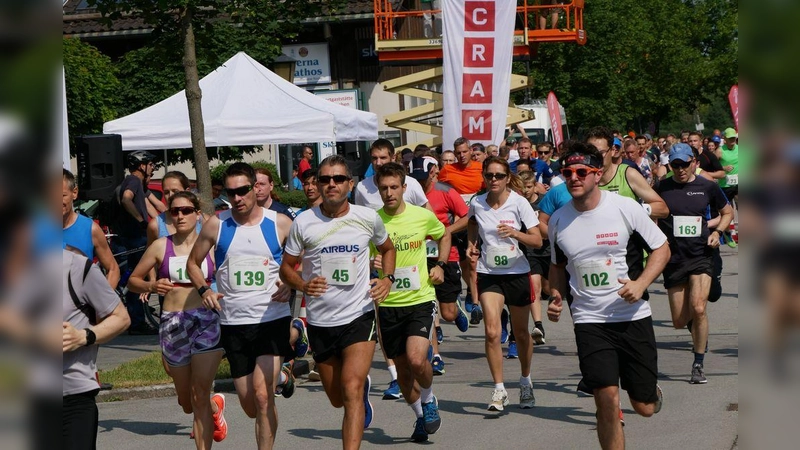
[[63, 124, 739, 450]]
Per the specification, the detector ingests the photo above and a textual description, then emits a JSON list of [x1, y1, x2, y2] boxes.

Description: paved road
[[97, 249, 738, 449]]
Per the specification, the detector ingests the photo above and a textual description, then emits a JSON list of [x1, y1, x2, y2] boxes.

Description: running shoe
[[383, 379, 402, 400], [279, 364, 296, 398], [519, 384, 535, 409], [308, 369, 321, 381], [500, 311, 509, 344], [506, 341, 518, 359], [455, 300, 470, 332], [653, 384, 663, 414], [726, 237, 737, 248], [464, 294, 474, 313], [470, 303, 483, 325], [422, 395, 441, 434], [292, 318, 309, 358], [364, 375, 374, 429], [431, 356, 445, 376], [411, 417, 428, 442], [690, 363, 707, 384], [436, 326, 444, 345], [488, 388, 509, 412], [212, 393, 228, 442], [531, 326, 546, 346], [619, 409, 625, 426]]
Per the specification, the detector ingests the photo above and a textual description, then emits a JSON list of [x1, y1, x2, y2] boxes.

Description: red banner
[[547, 91, 564, 148], [728, 85, 738, 130]]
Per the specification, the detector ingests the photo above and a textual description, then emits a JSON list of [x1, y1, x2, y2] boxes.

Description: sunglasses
[[561, 167, 600, 179], [671, 160, 693, 170], [318, 174, 351, 184], [169, 206, 197, 216], [537, 150, 552, 155], [224, 185, 253, 197], [484, 172, 508, 180]]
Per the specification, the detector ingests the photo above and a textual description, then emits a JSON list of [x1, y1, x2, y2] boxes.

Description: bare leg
[[329, 341, 376, 450], [509, 305, 532, 377], [688, 274, 711, 355], [231, 355, 280, 449], [594, 385, 624, 450], [190, 350, 224, 450], [480, 293, 506, 383]]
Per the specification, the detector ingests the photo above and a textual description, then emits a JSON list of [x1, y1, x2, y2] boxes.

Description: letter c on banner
[[473, 8, 487, 25]]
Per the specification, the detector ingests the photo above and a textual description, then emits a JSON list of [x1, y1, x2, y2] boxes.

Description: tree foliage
[[515, 0, 738, 135], [63, 37, 120, 153]]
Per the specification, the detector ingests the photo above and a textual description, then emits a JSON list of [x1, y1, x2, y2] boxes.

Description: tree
[[62, 38, 120, 153], [89, 0, 343, 213]]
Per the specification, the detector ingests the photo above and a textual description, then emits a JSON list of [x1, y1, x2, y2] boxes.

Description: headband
[[562, 152, 602, 169]]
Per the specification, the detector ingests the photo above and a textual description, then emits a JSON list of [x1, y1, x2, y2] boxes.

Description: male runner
[[688, 131, 725, 180], [188, 163, 294, 450], [655, 144, 733, 384], [280, 155, 396, 450], [373, 162, 448, 442], [548, 143, 668, 450], [437, 137, 485, 323]]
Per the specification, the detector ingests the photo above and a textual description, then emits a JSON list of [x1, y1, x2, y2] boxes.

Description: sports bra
[[157, 235, 213, 286]]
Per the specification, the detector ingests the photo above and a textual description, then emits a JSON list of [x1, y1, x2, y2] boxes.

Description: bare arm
[[187, 216, 219, 290], [547, 262, 567, 322], [369, 237, 397, 303], [506, 224, 542, 249], [618, 242, 670, 303], [144, 194, 160, 219], [279, 253, 307, 292], [147, 191, 167, 214], [626, 166, 669, 219], [91, 222, 120, 289], [63, 302, 131, 352], [706, 169, 726, 180], [128, 239, 172, 295], [146, 218, 160, 247], [436, 230, 452, 265], [538, 212, 550, 238], [121, 189, 145, 223]]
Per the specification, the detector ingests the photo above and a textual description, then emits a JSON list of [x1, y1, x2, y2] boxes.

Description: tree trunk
[[180, 7, 213, 214]]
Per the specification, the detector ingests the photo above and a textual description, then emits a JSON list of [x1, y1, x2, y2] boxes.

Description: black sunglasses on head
[[224, 185, 253, 197], [318, 175, 351, 184]]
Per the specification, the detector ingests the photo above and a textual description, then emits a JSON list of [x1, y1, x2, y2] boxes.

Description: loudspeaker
[[76, 134, 124, 202]]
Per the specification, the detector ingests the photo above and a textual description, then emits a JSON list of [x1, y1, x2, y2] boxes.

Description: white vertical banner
[[442, 0, 515, 149]]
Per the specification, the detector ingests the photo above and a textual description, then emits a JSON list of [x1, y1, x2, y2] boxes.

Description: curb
[[98, 358, 315, 402]]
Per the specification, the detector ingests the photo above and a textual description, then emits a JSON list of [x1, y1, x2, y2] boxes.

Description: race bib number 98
[[486, 246, 518, 269]]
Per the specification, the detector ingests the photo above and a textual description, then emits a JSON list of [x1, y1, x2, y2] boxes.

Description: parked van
[[507, 99, 569, 144]]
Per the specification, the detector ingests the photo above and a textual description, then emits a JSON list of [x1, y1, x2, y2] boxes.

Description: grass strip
[[99, 351, 231, 389]]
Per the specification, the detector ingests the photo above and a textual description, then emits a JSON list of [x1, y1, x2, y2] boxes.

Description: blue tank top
[[63, 214, 94, 261]]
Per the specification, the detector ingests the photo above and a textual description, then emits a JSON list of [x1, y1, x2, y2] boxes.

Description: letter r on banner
[[462, 110, 492, 140], [464, 37, 494, 67], [463, 73, 493, 103], [465, 1, 495, 32]]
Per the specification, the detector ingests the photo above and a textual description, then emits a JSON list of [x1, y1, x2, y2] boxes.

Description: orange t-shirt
[[438, 161, 485, 195]]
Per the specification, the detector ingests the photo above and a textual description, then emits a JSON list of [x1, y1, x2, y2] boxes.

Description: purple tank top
[[158, 236, 213, 285]]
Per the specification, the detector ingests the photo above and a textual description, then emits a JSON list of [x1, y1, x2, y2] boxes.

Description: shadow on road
[[99, 419, 188, 437]]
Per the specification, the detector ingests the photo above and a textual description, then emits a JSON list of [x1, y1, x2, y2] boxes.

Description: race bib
[[486, 245, 519, 269], [575, 258, 618, 291], [673, 215, 702, 237], [168, 256, 208, 284], [393, 265, 422, 292], [321, 253, 357, 286], [227, 255, 270, 291], [725, 174, 738, 186], [425, 240, 439, 258]]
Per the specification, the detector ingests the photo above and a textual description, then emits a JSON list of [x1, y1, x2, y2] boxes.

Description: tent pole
[[163, 149, 168, 174]]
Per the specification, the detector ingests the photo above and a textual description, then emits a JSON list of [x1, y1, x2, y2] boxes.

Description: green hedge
[[210, 160, 282, 186], [276, 189, 307, 208]]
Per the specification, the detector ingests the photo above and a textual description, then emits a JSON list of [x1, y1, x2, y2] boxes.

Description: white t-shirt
[[548, 191, 667, 324], [468, 190, 539, 275], [355, 175, 428, 210], [285, 205, 389, 327]]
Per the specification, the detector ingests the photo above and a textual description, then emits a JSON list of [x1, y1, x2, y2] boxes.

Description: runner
[[438, 137, 485, 324], [547, 143, 668, 450], [299, 168, 322, 213], [187, 163, 294, 450], [717, 128, 739, 203], [355, 138, 430, 400], [518, 171, 548, 345], [62, 169, 120, 288], [279, 155, 396, 450], [467, 156, 543, 411], [128, 191, 228, 448], [254, 168, 297, 220], [147, 171, 204, 245], [409, 156, 471, 376], [655, 143, 733, 384], [372, 162, 448, 442]]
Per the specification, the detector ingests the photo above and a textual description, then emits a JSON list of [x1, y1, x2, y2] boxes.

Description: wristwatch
[[435, 261, 447, 269], [385, 274, 396, 283], [84, 328, 96, 346], [197, 286, 210, 296]]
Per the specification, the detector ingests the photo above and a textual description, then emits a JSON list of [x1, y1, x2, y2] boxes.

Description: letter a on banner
[[442, 0, 515, 148], [547, 91, 564, 148]]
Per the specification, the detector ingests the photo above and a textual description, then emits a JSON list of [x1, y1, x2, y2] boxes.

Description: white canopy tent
[[103, 52, 378, 150]]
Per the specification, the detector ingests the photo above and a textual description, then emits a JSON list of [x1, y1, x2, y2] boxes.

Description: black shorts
[[378, 302, 436, 359], [722, 186, 738, 201], [663, 256, 713, 289], [427, 260, 462, 303], [527, 255, 550, 278], [574, 316, 659, 403], [477, 273, 532, 306], [308, 311, 377, 363], [453, 230, 469, 261], [220, 316, 293, 378]]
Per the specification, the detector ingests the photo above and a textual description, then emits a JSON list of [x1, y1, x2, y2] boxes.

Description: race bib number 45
[[228, 255, 270, 291], [673, 215, 702, 238], [321, 253, 357, 286], [576, 258, 618, 291]]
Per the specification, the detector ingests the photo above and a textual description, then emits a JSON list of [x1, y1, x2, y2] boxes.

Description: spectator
[[291, 166, 303, 190]]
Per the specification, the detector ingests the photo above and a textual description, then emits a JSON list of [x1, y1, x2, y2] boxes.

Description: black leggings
[[63, 390, 99, 450]]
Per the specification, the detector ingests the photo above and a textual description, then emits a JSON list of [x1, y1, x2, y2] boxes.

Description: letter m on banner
[[442, 0, 515, 147]]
